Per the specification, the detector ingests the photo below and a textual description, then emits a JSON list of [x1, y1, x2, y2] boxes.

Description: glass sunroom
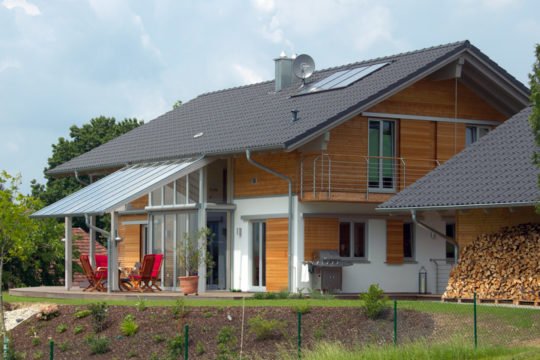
[[32, 157, 234, 293]]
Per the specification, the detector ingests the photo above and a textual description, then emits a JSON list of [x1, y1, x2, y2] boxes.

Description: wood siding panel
[[386, 219, 404, 264], [436, 122, 466, 161], [266, 218, 289, 291], [399, 120, 436, 186], [233, 152, 299, 198], [127, 195, 148, 210], [118, 214, 147, 268], [304, 218, 339, 261], [456, 207, 540, 247], [368, 79, 506, 121]]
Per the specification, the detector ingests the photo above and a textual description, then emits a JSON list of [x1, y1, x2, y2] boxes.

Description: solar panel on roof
[[297, 61, 390, 95]]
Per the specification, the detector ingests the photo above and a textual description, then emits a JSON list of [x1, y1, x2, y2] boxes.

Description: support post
[[89, 215, 96, 267], [109, 211, 119, 292], [297, 312, 302, 359], [184, 324, 189, 360], [474, 292, 478, 349], [393, 299, 397, 346], [197, 167, 207, 295], [64, 217, 73, 290]]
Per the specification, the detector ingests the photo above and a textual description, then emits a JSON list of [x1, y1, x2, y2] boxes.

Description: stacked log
[[443, 223, 540, 302]]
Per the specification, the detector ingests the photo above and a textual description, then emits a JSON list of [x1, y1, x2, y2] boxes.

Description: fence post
[[473, 292, 478, 349], [49, 339, 54, 360], [184, 324, 189, 360], [3, 336, 9, 359], [393, 299, 397, 346], [297, 312, 302, 359]]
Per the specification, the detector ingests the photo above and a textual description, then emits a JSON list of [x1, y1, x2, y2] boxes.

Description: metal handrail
[[301, 154, 443, 199]]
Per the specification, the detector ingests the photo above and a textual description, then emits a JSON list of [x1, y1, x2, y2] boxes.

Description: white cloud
[[132, 15, 162, 60], [0, 59, 21, 73], [233, 64, 264, 84], [252, 0, 397, 53], [252, 0, 275, 13], [2, 0, 40, 16], [457, 0, 521, 11]]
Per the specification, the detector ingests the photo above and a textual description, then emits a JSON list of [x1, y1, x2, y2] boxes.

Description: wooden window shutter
[[304, 218, 339, 261], [386, 219, 404, 264]]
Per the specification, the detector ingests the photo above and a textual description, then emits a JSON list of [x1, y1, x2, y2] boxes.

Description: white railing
[[300, 154, 442, 200]]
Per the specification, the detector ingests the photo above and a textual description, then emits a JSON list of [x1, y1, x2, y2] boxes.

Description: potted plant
[[177, 227, 215, 295]]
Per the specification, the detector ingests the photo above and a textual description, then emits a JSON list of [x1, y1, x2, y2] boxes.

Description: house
[[32, 40, 531, 294], [377, 106, 539, 293]]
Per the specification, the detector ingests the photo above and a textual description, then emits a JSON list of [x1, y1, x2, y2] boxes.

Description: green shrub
[[203, 310, 214, 318], [58, 341, 70, 352], [277, 290, 290, 299], [308, 288, 335, 300], [292, 304, 312, 315], [153, 334, 166, 343], [73, 325, 85, 335], [127, 349, 138, 358], [56, 324, 67, 334], [216, 326, 237, 360], [171, 298, 189, 319], [252, 292, 265, 300], [119, 314, 139, 336], [86, 335, 111, 355], [74, 309, 91, 319], [88, 302, 109, 332], [248, 315, 286, 340], [32, 350, 43, 360], [167, 335, 184, 358], [360, 284, 389, 319], [135, 297, 147, 312], [31, 337, 41, 347], [195, 341, 205, 356]]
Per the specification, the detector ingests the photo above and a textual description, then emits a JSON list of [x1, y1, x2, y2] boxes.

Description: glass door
[[368, 119, 395, 190], [206, 212, 227, 290], [251, 221, 266, 290]]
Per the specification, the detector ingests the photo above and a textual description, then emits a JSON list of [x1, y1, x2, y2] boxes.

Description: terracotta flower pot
[[178, 275, 199, 295]]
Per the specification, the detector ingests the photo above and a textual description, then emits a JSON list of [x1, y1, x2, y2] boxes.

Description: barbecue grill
[[306, 250, 353, 293]]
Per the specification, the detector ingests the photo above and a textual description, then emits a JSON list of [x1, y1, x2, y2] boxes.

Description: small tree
[[0, 172, 39, 339], [529, 44, 540, 212], [177, 227, 214, 276]]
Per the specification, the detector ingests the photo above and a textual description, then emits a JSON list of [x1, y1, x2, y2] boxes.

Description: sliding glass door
[[251, 221, 266, 290], [368, 119, 395, 190]]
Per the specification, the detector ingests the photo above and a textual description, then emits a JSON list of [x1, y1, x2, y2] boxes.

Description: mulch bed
[[9, 304, 435, 359]]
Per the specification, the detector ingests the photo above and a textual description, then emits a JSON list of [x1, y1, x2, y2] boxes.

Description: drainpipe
[[74, 170, 89, 186], [410, 209, 459, 262], [84, 214, 110, 239], [246, 149, 294, 292]]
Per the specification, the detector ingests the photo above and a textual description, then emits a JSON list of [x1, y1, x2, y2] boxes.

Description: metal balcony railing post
[[313, 156, 318, 198], [300, 157, 304, 200], [400, 158, 406, 189], [327, 155, 332, 198]]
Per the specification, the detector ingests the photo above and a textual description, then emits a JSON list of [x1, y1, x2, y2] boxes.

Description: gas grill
[[307, 250, 353, 293]]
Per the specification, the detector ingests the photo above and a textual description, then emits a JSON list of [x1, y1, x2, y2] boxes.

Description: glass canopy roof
[[32, 157, 209, 218]]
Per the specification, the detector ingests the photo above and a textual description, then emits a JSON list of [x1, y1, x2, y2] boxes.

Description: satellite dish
[[293, 54, 315, 80]]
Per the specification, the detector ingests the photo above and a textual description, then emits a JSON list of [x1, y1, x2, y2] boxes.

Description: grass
[[285, 341, 540, 360]]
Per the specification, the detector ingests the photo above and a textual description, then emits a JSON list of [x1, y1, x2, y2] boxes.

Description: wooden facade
[[304, 217, 339, 261], [456, 207, 540, 247], [386, 219, 404, 264], [265, 218, 289, 291], [117, 196, 148, 268]]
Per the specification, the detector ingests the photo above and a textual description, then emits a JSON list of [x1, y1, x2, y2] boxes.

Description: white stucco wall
[[232, 196, 449, 294], [232, 196, 299, 291]]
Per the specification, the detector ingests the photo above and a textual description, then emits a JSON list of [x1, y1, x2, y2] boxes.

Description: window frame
[[403, 222, 415, 261], [338, 220, 368, 260], [466, 125, 491, 146], [367, 118, 397, 192]]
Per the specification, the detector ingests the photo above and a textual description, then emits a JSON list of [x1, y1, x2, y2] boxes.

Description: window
[[403, 223, 414, 260], [368, 120, 396, 190], [445, 223, 456, 260], [466, 126, 490, 146], [339, 222, 366, 258]]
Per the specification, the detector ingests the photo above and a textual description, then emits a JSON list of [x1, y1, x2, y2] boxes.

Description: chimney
[[274, 52, 294, 92]]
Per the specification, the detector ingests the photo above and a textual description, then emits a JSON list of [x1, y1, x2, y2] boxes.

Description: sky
[[1, 0, 539, 194]]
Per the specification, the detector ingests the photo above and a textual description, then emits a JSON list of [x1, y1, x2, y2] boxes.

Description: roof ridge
[[195, 40, 469, 98]]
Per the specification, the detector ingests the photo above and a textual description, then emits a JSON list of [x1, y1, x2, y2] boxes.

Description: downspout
[[246, 149, 294, 292], [84, 214, 110, 239], [410, 209, 459, 262], [74, 170, 89, 186]]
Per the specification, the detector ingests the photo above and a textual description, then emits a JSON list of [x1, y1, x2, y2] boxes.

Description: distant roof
[[378, 106, 539, 211], [48, 40, 529, 176]]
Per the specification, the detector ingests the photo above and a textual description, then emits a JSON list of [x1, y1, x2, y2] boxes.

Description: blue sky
[[1, 0, 539, 193]]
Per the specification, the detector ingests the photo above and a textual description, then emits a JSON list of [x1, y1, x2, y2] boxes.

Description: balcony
[[300, 154, 442, 202]]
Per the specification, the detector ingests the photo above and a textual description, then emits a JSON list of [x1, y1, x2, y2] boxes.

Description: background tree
[[31, 116, 143, 206], [0, 171, 63, 340], [173, 100, 182, 109], [529, 44, 540, 211]]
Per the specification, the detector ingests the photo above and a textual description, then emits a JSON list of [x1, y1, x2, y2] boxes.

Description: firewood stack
[[443, 223, 540, 302]]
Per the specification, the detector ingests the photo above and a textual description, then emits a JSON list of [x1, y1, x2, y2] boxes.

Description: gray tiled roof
[[48, 40, 528, 175], [378, 106, 539, 211]]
